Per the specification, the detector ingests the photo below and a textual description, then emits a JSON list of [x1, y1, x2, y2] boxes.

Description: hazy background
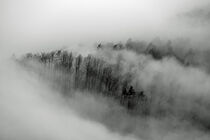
[[1, 0, 210, 57]]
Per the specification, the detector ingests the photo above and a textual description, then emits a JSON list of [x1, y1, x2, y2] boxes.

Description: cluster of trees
[[97, 38, 207, 69], [19, 42, 210, 129], [125, 39, 197, 66], [20, 38, 204, 116], [22, 49, 148, 114], [19, 39, 210, 130]]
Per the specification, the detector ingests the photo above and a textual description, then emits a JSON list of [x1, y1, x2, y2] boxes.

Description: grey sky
[[1, 0, 210, 56], [179, 5, 210, 26]]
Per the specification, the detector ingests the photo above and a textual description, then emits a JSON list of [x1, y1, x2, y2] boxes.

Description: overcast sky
[[1, 0, 210, 56]]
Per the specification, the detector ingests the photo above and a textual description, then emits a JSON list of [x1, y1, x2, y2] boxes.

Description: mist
[[0, 59, 141, 140], [5, 46, 209, 140], [1, 53, 210, 140], [1, 0, 210, 140], [1, 0, 210, 55]]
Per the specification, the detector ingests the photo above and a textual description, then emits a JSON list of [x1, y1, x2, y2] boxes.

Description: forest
[[16, 39, 210, 131]]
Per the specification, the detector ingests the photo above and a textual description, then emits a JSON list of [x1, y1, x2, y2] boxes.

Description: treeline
[[18, 42, 210, 130], [21, 49, 149, 114], [24, 50, 123, 95], [19, 39, 208, 116]]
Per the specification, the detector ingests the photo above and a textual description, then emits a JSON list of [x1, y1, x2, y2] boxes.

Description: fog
[[1, 0, 210, 140], [1, 53, 210, 140]]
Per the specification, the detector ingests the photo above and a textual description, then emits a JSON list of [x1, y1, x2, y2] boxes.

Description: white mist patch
[[0, 59, 137, 140]]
